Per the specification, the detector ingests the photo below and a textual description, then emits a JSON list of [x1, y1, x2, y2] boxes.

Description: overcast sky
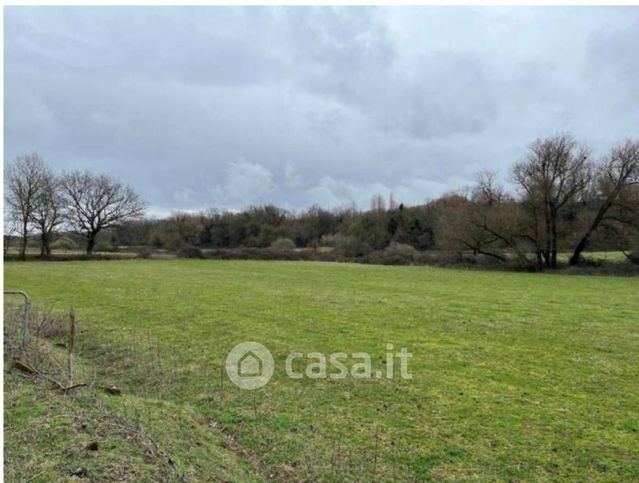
[[5, 6, 639, 215]]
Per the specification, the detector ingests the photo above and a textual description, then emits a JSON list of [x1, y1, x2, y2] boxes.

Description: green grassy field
[[4, 260, 639, 481]]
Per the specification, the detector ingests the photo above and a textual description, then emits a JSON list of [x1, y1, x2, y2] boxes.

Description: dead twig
[[11, 356, 86, 392]]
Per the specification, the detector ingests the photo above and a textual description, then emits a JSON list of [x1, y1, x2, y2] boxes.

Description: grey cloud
[[5, 6, 639, 213], [586, 23, 639, 101], [215, 159, 276, 207]]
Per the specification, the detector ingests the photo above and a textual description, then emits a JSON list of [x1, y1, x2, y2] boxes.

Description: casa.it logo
[[225, 341, 413, 390], [225, 341, 275, 390]]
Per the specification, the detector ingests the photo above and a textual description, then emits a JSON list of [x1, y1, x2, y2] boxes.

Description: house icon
[[238, 351, 263, 377], [226, 341, 274, 390]]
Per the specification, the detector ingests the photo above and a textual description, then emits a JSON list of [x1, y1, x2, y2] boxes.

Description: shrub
[[4, 304, 68, 371], [50, 236, 77, 251], [379, 242, 418, 265], [147, 229, 165, 249], [137, 246, 154, 259], [95, 242, 117, 252], [333, 234, 372, 257], [163, 233, 186, 252], [270, 238, 296, 252], [320, 234, 338, 247], [178, 245, 204, 259], [385, 242, 417, 257]]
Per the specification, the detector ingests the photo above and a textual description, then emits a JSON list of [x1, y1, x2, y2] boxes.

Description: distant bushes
[[157, 232, 187, 252], [50, 236, 77, 251], [332, 234, 372, 257], [9, 243, 638, 274], [205, 247, 338, 262], [202, 245, 515, 269], [270, 238, 296, 252], [178, 245, 205, 259], [136, 246, 154, 259], [382, 242, 418, 265]]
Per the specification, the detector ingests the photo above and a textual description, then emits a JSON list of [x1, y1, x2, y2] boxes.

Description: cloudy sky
[[5, 6, 639, 215]]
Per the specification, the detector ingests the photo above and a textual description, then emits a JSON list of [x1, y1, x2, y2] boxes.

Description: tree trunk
[[20, 220, 28, 261], [44, 233, 51, 256], [86, 234, 97, 255], [569, 234, 590, 266], [544, 203, 552, 268], [540, 249, 549, 266], [40, 228, 51, 257], [550, 214, 558, 268], [569, 198, 615, 265]]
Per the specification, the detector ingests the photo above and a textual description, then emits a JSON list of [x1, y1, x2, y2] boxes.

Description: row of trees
[[6, 153, 145, 259], [6, 135, 639, 269], [437, 136, 639, 269], [112, 202, 436, 256]]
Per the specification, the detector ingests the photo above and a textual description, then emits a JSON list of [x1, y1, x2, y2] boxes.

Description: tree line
[[6, 135, 639, 269]]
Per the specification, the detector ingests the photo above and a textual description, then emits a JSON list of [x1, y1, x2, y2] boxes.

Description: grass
[[3, 305, 261, 482], [4, 370, 262, 481], [4, 259, 639, 481], [557, 251, 629, 263], [4, 247, 138, 259]]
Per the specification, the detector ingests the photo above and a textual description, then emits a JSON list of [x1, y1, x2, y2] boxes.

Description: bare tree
[[435, 193, 507, 262], [61, 171, 145, 255], [569, 140, 639, 264], [30, 167, 65, 256], [512, 134, 591, 268], [471, 174, 539, 268], [472, 170, 506, 205], [168, 211, 203, 248], [388, 192, 398, 211], [5, 153, 47, 260], [370, 194, 386, 213]]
